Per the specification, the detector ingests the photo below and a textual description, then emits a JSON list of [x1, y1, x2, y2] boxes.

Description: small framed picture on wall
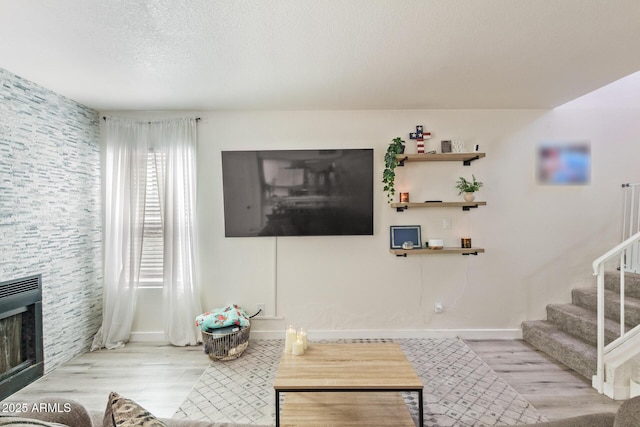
[[536, 141, 591, 185]]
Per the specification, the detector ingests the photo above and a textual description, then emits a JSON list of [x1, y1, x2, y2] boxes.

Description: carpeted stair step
[[572, 287, 640, 327], [546, 303, 622, 346], [522, 320, 596, 379], [605, 270, 640, 299]]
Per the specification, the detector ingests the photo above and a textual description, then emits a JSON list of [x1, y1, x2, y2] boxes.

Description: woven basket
[[202, 323, 251, 361]]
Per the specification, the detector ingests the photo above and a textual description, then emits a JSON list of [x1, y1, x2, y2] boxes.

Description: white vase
[[463, 192, 475, 202]]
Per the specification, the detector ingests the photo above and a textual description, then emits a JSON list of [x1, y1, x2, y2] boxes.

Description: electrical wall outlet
[[434, 302, 444, 313], [256, 303, 265, 316], [443, 218, 451, 230]]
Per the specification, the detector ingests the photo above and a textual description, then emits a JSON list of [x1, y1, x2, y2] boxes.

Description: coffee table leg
[[275, 390, 280, 427], [418, 390, 424, 426]]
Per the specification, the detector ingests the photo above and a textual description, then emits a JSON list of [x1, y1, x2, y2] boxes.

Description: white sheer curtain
[[93, 117, 202, 350], [92, 118, 149, 350], [153, 118, 202, 346]]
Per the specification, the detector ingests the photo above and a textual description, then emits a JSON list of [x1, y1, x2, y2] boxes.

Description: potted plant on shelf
[[455, 175, 483, 202], [383, 137, 406, 203]]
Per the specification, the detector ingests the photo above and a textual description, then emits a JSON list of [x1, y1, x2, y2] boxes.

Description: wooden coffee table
[[273, 343, 424, 426]]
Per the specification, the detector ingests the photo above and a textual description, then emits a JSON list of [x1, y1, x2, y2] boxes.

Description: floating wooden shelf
[[390, 247, 485, 257], [397, 152, 486, 166], [391, 201, 487, 212], [387, 150, 486, 257]]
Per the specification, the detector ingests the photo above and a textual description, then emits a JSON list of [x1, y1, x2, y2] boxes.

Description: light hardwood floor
[[4, 343, 209, 418], [4, 339, 622, 422], [465, 339, 621, 421]]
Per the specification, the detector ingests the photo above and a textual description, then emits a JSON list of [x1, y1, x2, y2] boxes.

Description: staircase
[[522, 271, 640, 389]]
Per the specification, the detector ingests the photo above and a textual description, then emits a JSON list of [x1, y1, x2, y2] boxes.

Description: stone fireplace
[[0, 274, 43, 400]]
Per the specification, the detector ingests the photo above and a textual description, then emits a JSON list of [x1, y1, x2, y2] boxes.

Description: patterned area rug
[[174, 338, 546, 426]]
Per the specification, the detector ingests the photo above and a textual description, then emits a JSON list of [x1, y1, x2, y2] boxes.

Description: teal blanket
[[195, 305, 250, 332]]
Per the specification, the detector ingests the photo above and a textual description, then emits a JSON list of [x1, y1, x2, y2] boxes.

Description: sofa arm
[[513, 412, 615, 427], [613, 395, 640, 427], [158, 420, 268, 427], [9, 398, 94, 427]]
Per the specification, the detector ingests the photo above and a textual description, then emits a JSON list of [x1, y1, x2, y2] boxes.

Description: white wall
[[118, 107, 640, 340]]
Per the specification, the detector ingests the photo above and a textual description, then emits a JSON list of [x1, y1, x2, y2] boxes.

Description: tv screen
[[221, 149, 373, 237]]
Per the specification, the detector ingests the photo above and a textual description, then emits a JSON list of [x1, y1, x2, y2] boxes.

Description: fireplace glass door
[[0, 311, 24, 376]]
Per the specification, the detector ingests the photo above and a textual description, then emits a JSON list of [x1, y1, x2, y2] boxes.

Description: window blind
[[139, 151, 165, 287]]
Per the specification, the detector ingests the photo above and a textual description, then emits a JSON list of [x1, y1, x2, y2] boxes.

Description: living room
[[2, 1, 640, 426]]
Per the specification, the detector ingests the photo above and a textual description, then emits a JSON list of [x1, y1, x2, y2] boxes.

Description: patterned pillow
[[0, 416, 67, 426], [103, 392, 167, 427], [195, 304, 250, 331]]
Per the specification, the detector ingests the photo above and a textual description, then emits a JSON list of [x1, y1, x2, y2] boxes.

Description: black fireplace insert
[[0, 274, 44, 401]]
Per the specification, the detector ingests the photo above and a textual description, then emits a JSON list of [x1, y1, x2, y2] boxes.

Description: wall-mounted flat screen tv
[[221, 149, 373, 237]]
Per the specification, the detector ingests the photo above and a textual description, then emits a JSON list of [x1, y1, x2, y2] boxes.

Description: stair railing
[[592, 230, 640, 394], [622, 183, 640, 273]]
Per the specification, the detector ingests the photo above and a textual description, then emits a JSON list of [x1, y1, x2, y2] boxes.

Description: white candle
[[298, 328, 308, 350], [292, 337, 305, 356], [284, 325, 296, 354]]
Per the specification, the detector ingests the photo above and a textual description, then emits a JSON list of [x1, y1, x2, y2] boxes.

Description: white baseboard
[[129, 331, 169, 344], [602, 381, 630, 401], [249, 328, 523, 340], [129, 328, 522, 343]]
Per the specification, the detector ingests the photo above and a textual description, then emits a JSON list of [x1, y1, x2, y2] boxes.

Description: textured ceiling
[[1, 0, 639, 111]]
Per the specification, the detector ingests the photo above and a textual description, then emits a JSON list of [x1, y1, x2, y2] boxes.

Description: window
[[139, 151, 165, 288]]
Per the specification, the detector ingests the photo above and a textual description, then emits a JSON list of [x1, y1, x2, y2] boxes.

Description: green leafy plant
[[455, 175, 483, 194], [383, 137, 406, 203]]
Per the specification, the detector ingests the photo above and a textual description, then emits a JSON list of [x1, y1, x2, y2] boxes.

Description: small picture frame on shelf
[[390, 225, 422, 249], [441, 140, 452, 153]]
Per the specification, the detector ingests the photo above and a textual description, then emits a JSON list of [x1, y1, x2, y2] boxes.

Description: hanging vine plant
[[382, 137, 406, 203]]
